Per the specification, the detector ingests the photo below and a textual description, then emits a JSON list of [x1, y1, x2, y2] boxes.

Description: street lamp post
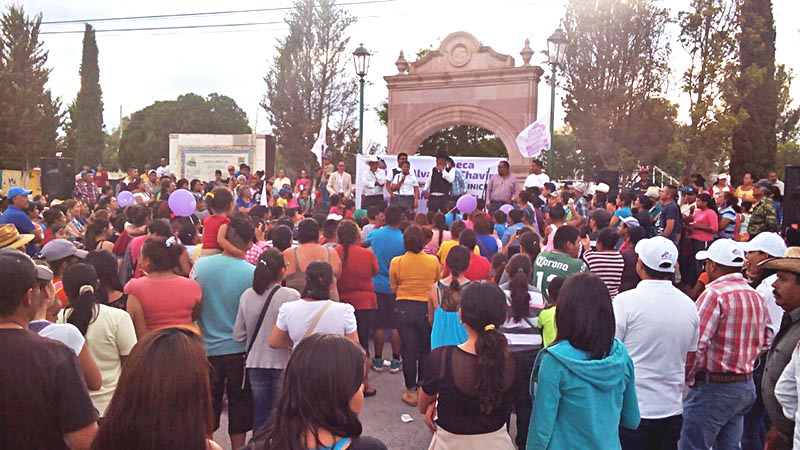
[[353, 44, 371, 154], [546, 28, 568, 177]]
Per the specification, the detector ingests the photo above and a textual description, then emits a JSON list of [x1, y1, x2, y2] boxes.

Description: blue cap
[[7, 186, 32, 199]]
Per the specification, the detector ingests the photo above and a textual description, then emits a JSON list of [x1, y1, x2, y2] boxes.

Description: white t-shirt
[[613, 279, 700, 419], [133, 192, 151, 204], [59, 304, 137, 416], [276, 300, 357, 346], [31, 320, 84, 355], [523, 173, 550, 189], [500, 288, 545, 347], [393, 172, 419, 196], [757, 274, 781, 338]]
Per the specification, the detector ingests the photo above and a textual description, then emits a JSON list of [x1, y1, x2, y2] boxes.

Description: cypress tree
[[72, 23, 104, 166], [731, 0, 777, 181]]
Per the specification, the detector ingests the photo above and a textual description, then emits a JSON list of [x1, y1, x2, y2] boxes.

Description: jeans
[[248, 368, 283, 432], [620, 415, 683, 450], [319, 182, 330, 210], [395, 300, 430, 390], [507, 349, 537, 449], [678, 379, 756, 450]]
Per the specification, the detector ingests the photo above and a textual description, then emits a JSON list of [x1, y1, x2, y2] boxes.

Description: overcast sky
[[16, 0, 800, 150]]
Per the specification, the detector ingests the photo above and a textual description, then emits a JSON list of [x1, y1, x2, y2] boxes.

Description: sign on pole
[[516, 117, 550, 158]]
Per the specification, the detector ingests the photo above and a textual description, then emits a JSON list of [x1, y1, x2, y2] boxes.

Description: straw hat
[[758, 247, 800, 274], [0, 224, 35, 250]]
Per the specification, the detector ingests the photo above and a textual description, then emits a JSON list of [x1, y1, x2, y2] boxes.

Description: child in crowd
[[195, 198, 210, 222], [276, 188, 290, 208], [429, 245, 471, 350], [491, 253, 508, 284], [538, 276, 564, 347], [493, 210, 507, 237], [201, 188, 241, 257], [297, 190, 311, 215], [328, 194, 342, 216]]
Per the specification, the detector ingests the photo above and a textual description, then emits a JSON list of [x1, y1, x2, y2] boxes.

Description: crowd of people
[[0, 152, 799, 450]]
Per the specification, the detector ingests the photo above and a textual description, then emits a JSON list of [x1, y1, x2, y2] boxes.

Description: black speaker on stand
[[40, 157, 76, 200], [784, 166, 800, 228]]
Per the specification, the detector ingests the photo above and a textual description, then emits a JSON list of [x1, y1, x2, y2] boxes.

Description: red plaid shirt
[[73, 181, 99, 206], [690, 272, 771, 377]]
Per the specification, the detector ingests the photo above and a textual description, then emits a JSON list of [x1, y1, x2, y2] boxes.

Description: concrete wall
[[169, 134, 267, 181]]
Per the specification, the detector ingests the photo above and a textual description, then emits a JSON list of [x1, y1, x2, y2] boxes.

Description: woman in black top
[[418, 283, 516, 449]]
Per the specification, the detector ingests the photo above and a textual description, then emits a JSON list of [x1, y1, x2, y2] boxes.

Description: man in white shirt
[[523, 159, 550, 189], [387, 152, 408, 206], [768, 170, 785, 196], [613, 236, 700, 450], [361, 155, 386, 210], [155, 157, 170, 178], [390, 160, 419, 212], [326, 161, 353, 200], [274, 169, 292, 192]]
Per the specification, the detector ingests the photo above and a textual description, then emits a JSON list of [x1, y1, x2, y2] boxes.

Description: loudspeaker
[[40, 157, 76, 200], [264, 135, 276, 177], [597, 170, 620, 203], [784, 166, 800, 227]]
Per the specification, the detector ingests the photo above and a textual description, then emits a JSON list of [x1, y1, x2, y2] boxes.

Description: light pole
[[546, 28, 568, 177], [353, 44, 371, 154]]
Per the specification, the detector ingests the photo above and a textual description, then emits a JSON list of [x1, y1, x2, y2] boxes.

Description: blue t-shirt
[[493, 224, 506, 238], [0, 205, 37, 256], [476, 234, 498, 260], [192, 254, 255, 356], [613, 207, 632, 229], [365, 226, 405, 294], [236, 196, 254, 210]]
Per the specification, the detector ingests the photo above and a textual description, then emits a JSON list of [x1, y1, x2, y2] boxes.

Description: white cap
[[718, 173, 729, 180], [594, 183, 610, 194], [635, 236, 678, 273], [696, 239, 745, 267], [739, 232, 787, 258], [367, 155, 379, 163], [621, 216, 640, 228]]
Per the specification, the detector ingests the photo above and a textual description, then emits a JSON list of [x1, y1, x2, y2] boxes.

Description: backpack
[[451, 168, 467, 196]]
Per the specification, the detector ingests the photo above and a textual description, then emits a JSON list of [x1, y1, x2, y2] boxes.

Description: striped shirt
[[582, 250, 625, 298], [691, 272, 771, 377]]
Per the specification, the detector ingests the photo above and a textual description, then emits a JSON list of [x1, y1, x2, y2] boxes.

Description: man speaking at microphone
[[486, 160, 519, 214]]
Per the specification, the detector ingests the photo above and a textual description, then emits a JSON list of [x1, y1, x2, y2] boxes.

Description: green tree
[[561, 0, 676, 174], [677, 0, 743, 179], [0, 5, 63, 170], [731, 0, 778, 181], [67, 24, 104, 166], [263, 0, 358, 179], [776, 64, 799, 145], [119, 93, 251, 169]]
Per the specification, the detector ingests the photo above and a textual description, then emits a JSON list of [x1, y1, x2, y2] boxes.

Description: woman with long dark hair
[[428, 245, 471, 350], [247, 334, 387, 450], [91, 327, 223, 450], [233, 248, 301, 432], [691, 193, 719, 276], [498, 253, 544, 449], [418, 282, 517, 449], [84, 218, 113, 252], [527, 272, 639, 450], [85, 250, 128, 310], [335, 220, 379, 397], [58, 263, 137, 417], [426, 212, 451, 256], [269, 261, 358, 349]]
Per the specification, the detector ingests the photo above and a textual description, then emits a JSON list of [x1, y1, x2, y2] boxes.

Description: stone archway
[[385, 31, 544, 180]]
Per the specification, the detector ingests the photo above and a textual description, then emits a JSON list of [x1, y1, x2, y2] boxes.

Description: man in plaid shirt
[[679, 239, 771, 450], [72, 171, 99, 207]]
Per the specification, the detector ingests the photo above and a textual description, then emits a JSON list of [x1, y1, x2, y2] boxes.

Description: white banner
[[516, 117, 550, 158], [354, 155, 504, 211]]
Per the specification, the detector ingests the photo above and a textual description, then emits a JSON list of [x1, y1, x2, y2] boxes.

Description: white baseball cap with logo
[[696, 239, 745, 267], [634, 236, 678, 273], [739, 232, 787, 258]]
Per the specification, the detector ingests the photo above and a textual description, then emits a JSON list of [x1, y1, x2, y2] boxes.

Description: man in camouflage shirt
[[748, 180, 779, 237]]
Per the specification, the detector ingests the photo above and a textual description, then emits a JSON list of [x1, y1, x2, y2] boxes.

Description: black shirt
[[421, 346, 516, 435], [0, 329, 98, 449]]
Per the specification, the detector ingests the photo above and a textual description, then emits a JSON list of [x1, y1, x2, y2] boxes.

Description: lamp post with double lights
[[353, 44, 371, 154], [546, 28, 568, 177]]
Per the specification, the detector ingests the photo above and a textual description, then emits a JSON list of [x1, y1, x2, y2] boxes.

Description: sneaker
[[389, 359, 402, 374], [401, 388, 418, 407], [371, 358, 384, 372]]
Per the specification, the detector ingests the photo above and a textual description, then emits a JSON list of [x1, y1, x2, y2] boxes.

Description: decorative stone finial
[[520, 38, 533, 67], [395, 51, 409, 74]]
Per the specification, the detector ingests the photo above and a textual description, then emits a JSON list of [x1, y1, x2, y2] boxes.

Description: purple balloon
[[455, 194, 477, 214], [117, 190, 134, 208], [499, 204, 514, 215], [168, 189, 197, 217]]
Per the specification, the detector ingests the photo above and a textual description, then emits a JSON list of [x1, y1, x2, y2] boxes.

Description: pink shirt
[[124, 276, 202, 330], [692, 208, 719, 242]]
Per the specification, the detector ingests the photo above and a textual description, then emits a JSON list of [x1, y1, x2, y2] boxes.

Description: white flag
[[516, 117, 550, 158], [310, 119, 327, 165], [260, 176, 270, 206]]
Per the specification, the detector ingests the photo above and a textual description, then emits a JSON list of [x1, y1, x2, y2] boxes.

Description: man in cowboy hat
[[0, 187, 41, 256], [759, 247, 800, 450], [361, 155, 386, 210], [0, 224, 34, 251]]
